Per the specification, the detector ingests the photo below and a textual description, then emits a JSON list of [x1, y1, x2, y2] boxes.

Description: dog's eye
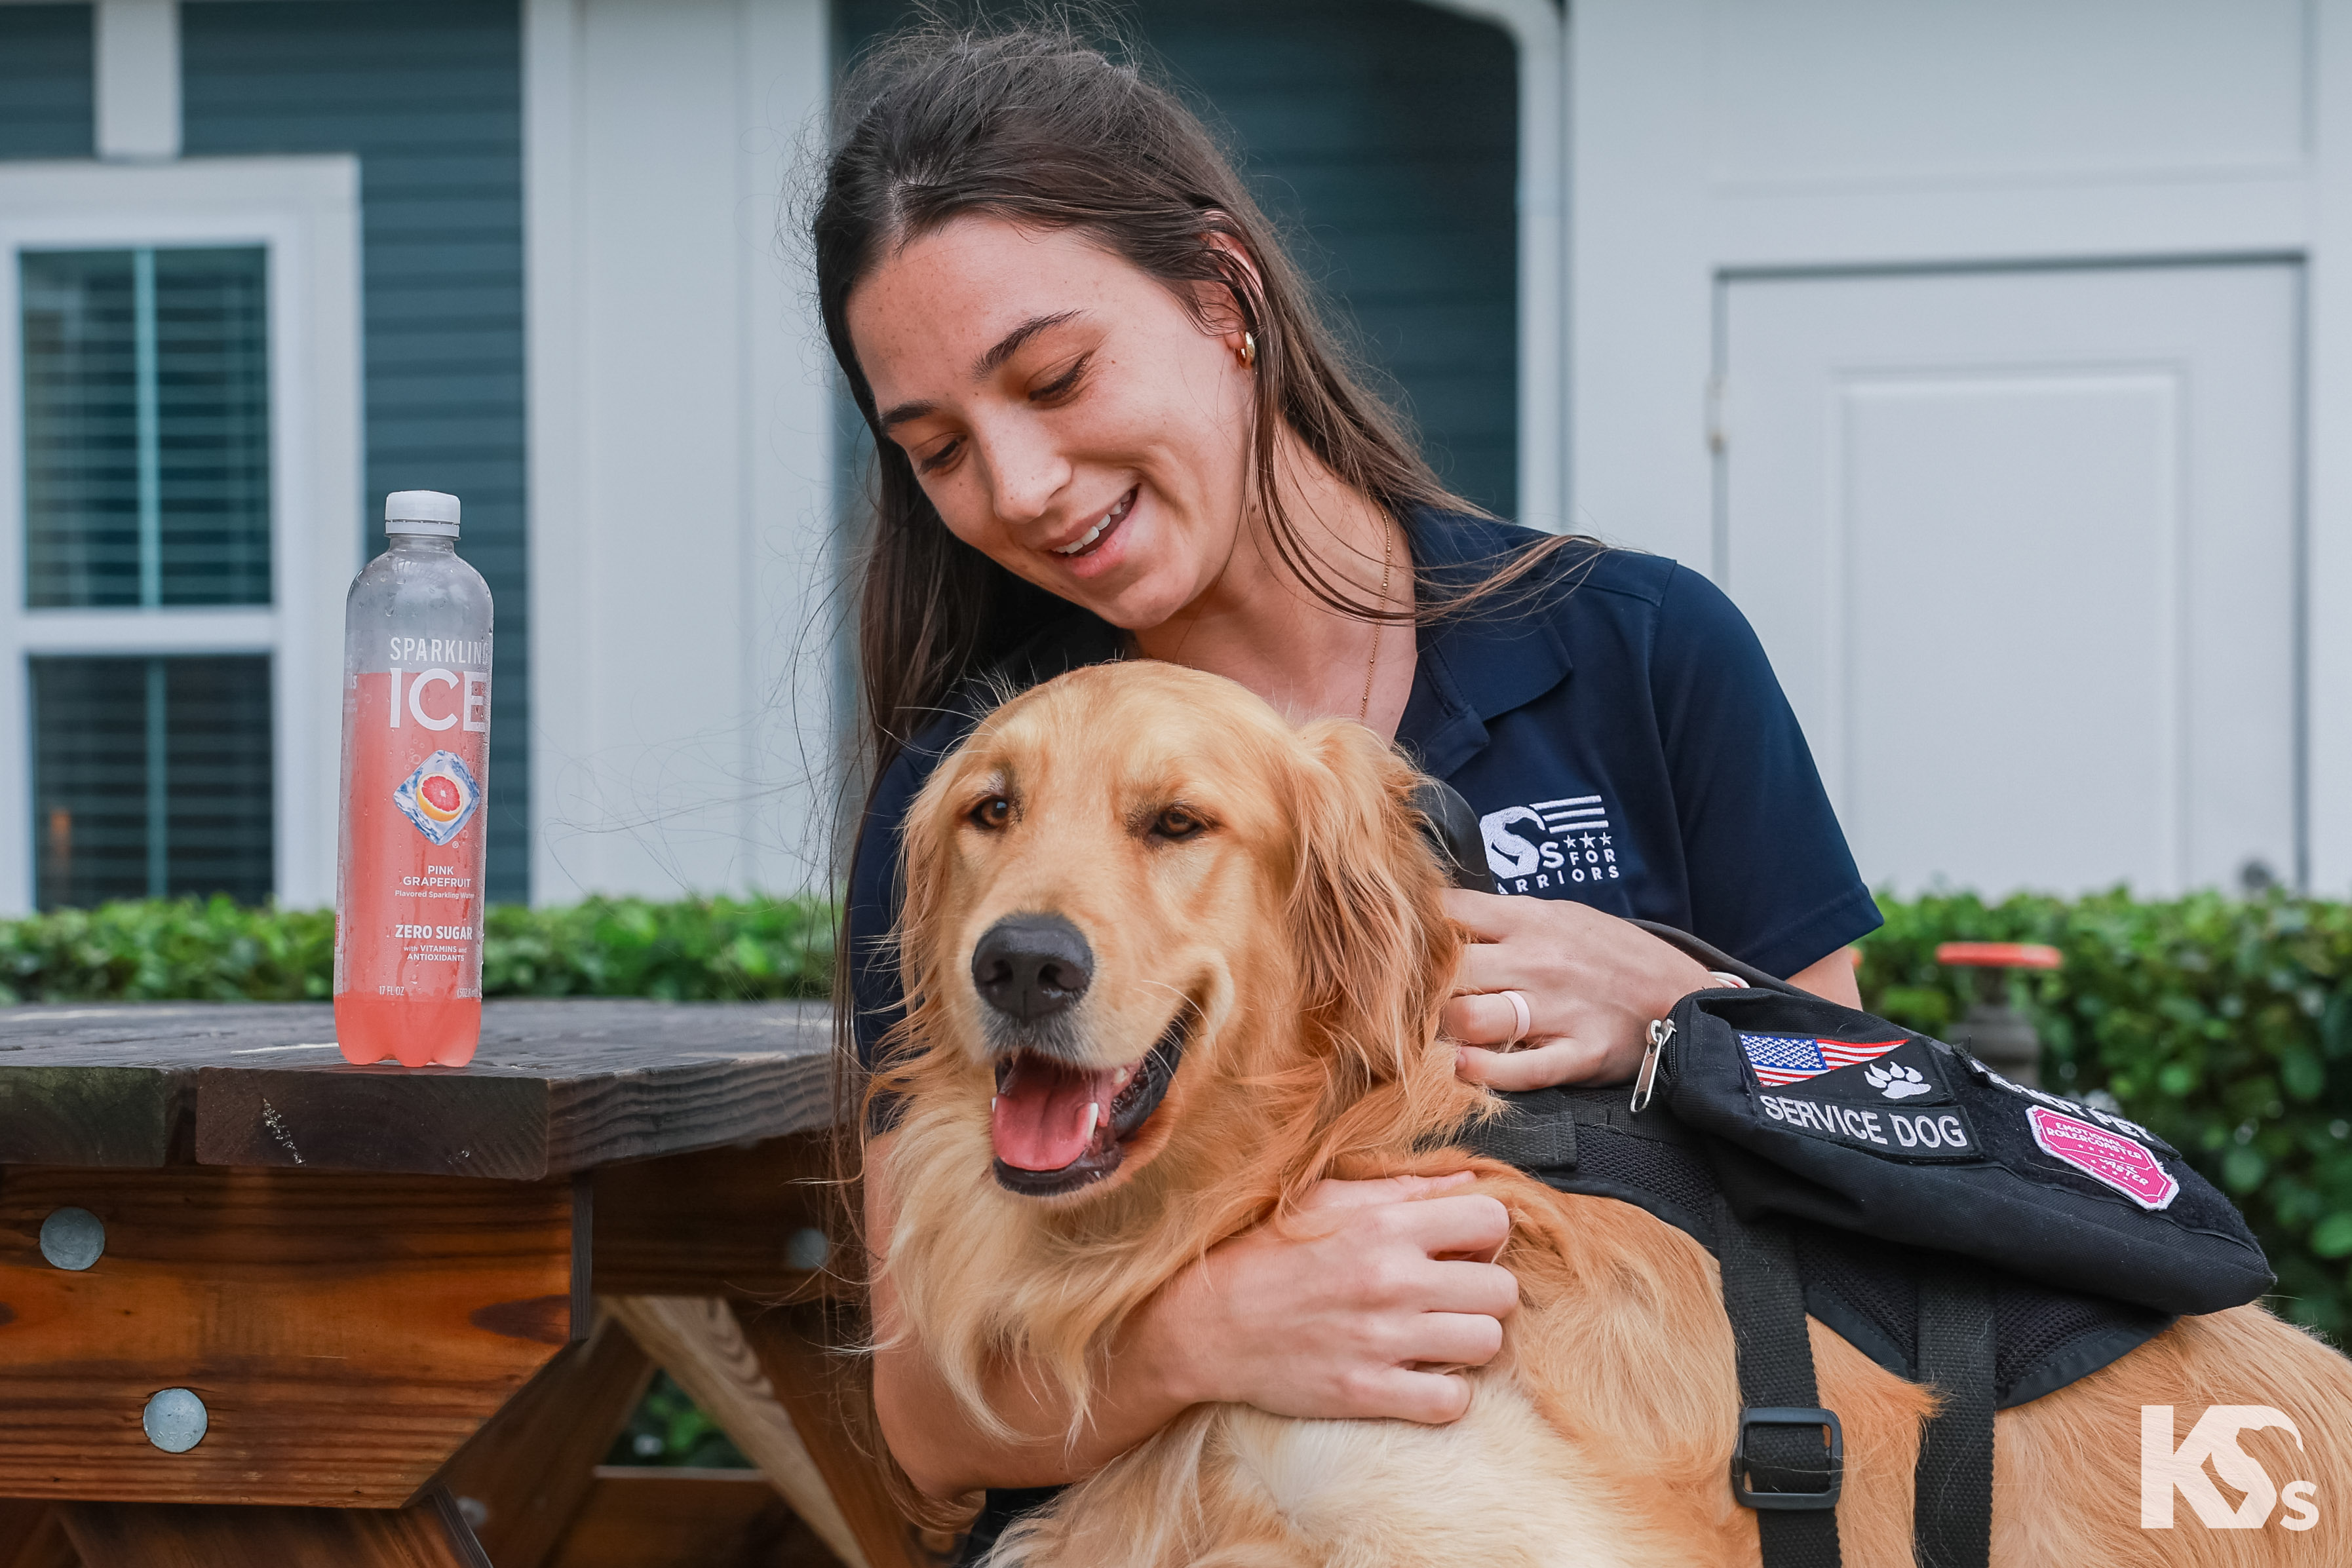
[[970, 795, 1012, 830], [1151, 805, 1206, 841]]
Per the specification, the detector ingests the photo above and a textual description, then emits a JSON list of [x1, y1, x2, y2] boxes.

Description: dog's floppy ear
[[1287, 720, 1454, 1085], [893, 758, 963, 1013]]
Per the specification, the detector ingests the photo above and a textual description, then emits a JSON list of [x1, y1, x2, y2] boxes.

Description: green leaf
[[2222, 1145, 2267, 1194], [2324, 990, 2352, 1060], [2313, 1213, 2352, 1260], [2281, 1046, 2327, 1102]]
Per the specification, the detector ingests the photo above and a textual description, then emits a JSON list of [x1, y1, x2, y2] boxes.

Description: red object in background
[[1935, 941, 2064, 970]]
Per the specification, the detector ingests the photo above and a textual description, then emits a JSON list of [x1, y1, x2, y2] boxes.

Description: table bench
[[0, 999, 940, 1568]]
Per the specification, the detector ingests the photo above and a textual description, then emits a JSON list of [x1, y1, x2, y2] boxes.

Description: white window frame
[[0, 157, 362, 913]]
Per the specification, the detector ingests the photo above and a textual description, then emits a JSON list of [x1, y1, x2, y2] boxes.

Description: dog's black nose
[[971, 914, 1094, 1022]]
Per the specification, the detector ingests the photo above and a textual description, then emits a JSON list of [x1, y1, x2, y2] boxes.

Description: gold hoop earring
[[1240, 331, 1257, 369]]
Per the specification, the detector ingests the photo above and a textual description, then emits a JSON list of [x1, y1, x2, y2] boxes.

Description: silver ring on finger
[[1499, 989, 1532, 1046]]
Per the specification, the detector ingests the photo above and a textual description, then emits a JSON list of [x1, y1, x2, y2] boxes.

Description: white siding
[[525, 0, 836, 901]]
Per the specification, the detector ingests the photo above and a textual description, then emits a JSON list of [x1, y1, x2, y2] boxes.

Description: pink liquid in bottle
[[333, 491, 493, 1067]]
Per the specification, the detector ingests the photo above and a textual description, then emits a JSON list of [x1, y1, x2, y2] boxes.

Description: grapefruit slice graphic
[[417, 772, 465, 823]]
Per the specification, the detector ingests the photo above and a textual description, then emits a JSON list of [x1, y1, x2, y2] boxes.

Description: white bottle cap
[[385, 490, 461, 537]]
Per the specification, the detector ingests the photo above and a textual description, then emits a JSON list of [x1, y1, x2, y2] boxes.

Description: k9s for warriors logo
[[1480, 795, 1621, 893], [2142, 1406, 2319, 1531]]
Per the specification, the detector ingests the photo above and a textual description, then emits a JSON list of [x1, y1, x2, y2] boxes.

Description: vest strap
[[1914, 1267, 1997, 1567], [1714, 1193, 1843, 1567]]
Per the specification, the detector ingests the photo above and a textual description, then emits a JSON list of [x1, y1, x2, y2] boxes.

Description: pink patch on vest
[[2027, 1105, 2179, 1211]]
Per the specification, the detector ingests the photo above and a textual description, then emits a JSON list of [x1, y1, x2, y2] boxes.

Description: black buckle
[[1731, 1406, 1843, 1511]]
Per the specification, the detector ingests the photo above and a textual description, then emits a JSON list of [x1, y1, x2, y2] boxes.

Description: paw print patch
[[1865, 1062, 1934, 1100]]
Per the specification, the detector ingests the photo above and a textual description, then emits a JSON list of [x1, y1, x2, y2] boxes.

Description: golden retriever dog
[[872, 659, 2352, 1567]]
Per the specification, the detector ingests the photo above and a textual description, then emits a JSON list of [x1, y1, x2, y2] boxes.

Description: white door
[[1720, 264, 2301, 898]]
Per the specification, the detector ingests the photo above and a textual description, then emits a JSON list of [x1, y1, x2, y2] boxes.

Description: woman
[[820, 21, 1876, 1546]]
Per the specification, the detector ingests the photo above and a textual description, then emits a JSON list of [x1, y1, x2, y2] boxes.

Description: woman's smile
[[1046, 486, 1142, 581], [1049, 486, 1136, 559]]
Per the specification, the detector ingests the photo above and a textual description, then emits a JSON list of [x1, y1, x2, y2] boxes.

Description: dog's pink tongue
[[992, 1055, 1115, 1171]]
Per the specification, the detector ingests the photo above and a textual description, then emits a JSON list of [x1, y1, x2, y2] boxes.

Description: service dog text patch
[[1741, 1035, 1980, 1162], [2027, 1105, 2180, 1211]]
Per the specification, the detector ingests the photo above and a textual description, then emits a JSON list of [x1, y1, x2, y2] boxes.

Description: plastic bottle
[[334, 491, 493, 1067]]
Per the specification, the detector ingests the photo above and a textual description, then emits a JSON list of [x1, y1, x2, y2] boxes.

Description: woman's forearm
[[872, 1274, 1201, 1501]]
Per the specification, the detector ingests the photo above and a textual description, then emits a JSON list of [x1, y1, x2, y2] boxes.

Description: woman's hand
[[1440, 889, 1711, 1090], [1145, 1172, 1518, 1424]]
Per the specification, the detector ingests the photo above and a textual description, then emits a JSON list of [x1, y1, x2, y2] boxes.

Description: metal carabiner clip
[[1630, 1018, 1672, 1114]]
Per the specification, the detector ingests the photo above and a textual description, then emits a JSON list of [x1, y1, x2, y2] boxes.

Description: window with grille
[[31, 655, 275, 908], [20, 246, 271, 608], [17, 244, 277, 909]]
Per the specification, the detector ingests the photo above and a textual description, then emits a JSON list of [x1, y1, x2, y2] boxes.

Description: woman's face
[[845, 215, 1257, 630]]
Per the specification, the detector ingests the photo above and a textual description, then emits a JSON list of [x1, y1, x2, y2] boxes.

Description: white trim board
[[1418, 0, 1569, 535], [96, 0, 180, 161], [0, 157, 364, 913]]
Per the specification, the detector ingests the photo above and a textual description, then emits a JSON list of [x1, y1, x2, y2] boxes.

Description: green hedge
[[1858, 890, 2352, 1341], [3, 890, 2347, 1337], [0, 894, 834, 1006]]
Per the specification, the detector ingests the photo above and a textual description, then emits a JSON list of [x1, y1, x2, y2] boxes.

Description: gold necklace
[[1359, 525, 1395, 724]]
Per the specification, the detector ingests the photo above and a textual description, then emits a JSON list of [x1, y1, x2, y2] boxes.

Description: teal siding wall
[[182, 1, 531, 902], [0, 5, 94, 160], [836, 1, 1520, 518]]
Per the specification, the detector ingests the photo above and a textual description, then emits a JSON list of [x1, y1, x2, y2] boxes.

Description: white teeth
[[1082, 1101, 1100, 1142], [1051, 491, 1134, 555], [991, 1096, 998, 1112], [1113, 1067, 1130, 1086], [1053, 518, 1107, 556]]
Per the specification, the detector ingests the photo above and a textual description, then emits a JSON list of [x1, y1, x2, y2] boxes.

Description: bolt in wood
[[37, 1208, 104, 1271]]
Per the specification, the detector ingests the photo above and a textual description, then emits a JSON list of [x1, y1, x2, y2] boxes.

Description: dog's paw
[[1864, 1061, 1934, 1100]]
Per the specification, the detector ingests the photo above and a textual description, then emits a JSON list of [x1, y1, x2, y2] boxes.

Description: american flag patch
[[1739, 1033, 1906, 1087]]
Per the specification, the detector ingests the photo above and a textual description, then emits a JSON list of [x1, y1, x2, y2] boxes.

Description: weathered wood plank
[[592, 1134, 848, 1299], [0, 1064, 196, 1170], [603, 1297, 866, 1568], [433, 1312, 655, 1568], [545, 1469, 827, 1568], [0, 1167, 571, 1506], [58, 1493, 489, 1568], [0, 1001, 834, 1177], [737, 1301, 959, 1568]]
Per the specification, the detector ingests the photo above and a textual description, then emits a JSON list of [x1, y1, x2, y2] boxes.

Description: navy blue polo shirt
[[845, 509, 1881, 1075]]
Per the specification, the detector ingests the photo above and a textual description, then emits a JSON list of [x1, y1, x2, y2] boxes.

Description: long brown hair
[[813, 16, 1565, 776]]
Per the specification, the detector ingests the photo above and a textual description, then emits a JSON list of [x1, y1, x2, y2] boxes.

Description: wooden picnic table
[[0, 999, 940, 1568]]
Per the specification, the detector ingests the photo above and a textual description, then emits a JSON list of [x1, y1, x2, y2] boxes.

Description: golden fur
[[873, 660, 2352, 1566]]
